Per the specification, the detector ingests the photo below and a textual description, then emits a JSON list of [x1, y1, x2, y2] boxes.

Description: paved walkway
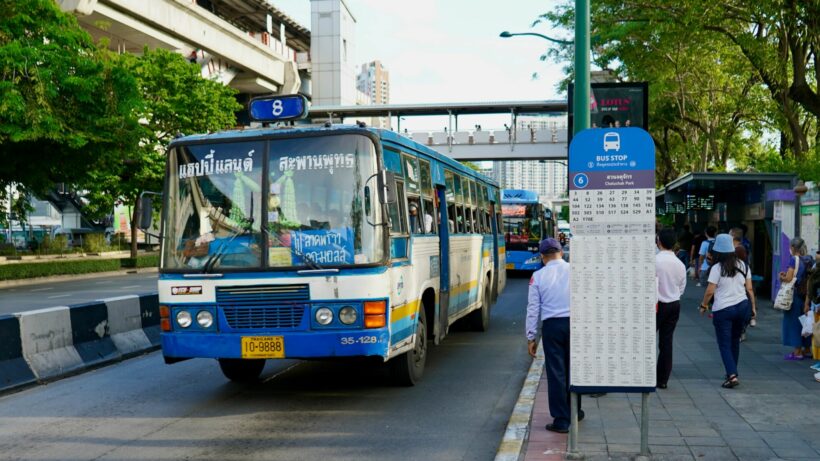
[[522, 281, 820, 461]]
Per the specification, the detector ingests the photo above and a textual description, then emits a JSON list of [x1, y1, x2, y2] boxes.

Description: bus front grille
[[222, 304, 305, 329], [217, 285, 310, 329]]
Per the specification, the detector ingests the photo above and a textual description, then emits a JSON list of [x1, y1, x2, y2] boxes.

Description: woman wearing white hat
[[698, 233, 756, 388]]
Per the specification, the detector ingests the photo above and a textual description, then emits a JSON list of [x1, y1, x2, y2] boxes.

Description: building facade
[[356, 60, 390, 129], [491, 160, 568, 204]]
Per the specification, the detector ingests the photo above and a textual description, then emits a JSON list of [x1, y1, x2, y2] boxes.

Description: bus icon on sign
[[603, 132, 621, 152]]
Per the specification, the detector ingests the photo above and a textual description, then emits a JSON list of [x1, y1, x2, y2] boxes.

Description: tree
[[82, 48, 241, 257], [536, 0, 818, 183], [0, 0, 142, 227]]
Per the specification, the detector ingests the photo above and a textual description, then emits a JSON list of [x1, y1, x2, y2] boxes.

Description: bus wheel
[[218, 358, 266, 382], [470, 278, 491, 332], [390, 308, 427, 386]]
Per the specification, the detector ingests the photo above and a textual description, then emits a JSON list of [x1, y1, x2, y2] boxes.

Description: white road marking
[[29, 287, 54, 292], [47, 294, 71, 299], [120, 285, 140, 289]]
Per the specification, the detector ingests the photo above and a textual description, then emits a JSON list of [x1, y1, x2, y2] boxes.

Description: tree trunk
[[130, 196, 139, 259]]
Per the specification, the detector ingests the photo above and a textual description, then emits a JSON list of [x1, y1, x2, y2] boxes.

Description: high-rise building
[[492, 160, 568, 203], [356, 60, 390, 129]]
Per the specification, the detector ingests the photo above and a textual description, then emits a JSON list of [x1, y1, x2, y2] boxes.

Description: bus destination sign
[[249, 94, 308, 122]]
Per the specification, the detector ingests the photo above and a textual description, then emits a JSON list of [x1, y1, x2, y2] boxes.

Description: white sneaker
[[814, 371, 820, 383], [750, 318, 757, 327], [696, 282, 702, 287]]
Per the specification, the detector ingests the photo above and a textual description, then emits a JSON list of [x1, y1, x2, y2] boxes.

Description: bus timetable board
[[568, 128, 656, 393]]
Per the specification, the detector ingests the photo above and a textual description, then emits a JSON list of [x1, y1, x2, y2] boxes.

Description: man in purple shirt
[[526, 237, 582, 433]]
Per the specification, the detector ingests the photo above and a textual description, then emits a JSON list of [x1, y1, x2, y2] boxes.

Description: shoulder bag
[[773, 257, 799, 311]]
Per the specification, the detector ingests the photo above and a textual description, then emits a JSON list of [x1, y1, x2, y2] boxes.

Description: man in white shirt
[[656, 227, 687, 389], [526, 238, 583, 432]]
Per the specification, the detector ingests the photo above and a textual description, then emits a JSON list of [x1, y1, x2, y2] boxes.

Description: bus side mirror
[[378, 170, 397, 204], [137, 194, 154, 231]]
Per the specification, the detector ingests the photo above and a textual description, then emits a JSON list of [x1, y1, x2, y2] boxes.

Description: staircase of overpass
[[59, 0, 307, 95]]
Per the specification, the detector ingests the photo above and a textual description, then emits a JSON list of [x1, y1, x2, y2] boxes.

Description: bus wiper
[[264, 226, 324, 271]]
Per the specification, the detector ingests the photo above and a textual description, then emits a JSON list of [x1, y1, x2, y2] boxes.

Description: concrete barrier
[[0, 315, 37, 391], [0, 293, 160, 394]]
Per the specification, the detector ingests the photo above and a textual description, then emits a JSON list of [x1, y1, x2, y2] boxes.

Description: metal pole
[[640, 392, 650, 457], [567, 392, 582, 459], [573, 0, 590, 135]]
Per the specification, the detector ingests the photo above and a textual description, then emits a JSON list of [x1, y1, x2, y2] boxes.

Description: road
[[0, 276, 532, 461], [0, 273, 159, 315]]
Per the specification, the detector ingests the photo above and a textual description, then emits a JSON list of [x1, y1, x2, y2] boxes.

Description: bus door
[[489, 201, 499, 302], [436, 186, 450, 343]]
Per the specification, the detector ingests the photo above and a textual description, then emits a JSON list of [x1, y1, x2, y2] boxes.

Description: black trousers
[[656, 300, 681, 386]]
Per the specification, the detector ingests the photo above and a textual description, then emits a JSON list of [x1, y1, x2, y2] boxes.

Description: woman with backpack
[[781, 237, 813, 361], [698, 233, 756, 388]]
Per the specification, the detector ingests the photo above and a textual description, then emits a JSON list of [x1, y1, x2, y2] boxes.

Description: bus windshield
[[162, 134, 382, 271], [502, 204, 543, 246]]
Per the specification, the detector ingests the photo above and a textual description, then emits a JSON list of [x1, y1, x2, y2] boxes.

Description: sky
[[273, 0, 571, 131]]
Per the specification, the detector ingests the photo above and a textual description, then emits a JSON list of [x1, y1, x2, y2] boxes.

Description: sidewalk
[[522, 281, 820, 461]]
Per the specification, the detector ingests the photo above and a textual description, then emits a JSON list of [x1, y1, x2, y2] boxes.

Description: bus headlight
[[339, 306, 358, 325], [315, 307, 333, 325], [176, 310, 192, 328], [196, 310, 214, 328]]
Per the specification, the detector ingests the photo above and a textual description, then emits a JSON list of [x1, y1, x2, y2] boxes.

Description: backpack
[[797, 255, 815, 297], [705, 239, 716, 265]]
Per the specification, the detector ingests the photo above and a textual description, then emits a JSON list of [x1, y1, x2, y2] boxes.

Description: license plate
[[241, 336, 285, 359], [506, 263, 514, 269]]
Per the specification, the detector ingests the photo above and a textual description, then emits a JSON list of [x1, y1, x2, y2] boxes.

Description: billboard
[[568, 82, 649, 137]]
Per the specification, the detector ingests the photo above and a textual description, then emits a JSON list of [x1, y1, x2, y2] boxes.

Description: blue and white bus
[[501, 189, 550, 271], [148, 97, 506, 385]]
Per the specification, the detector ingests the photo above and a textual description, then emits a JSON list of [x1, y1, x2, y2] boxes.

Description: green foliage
[[120, 254, 160, 269], [537, 0, 818, 182], [82, 233, 109, 253], [0, 0, 142, 203], [0, 253, 159, 280], [0, 258, 121, 280]]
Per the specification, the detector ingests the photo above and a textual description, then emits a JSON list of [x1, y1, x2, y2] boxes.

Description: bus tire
[[218, 358, 266, 382], [469, 278, 491, 332], [389, 308, 427, 386]]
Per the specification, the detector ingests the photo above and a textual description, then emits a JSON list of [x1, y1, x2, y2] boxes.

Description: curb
[[0, 267, 157, 289], [0, 292, 160, 394], [495, 342, 544, 461]]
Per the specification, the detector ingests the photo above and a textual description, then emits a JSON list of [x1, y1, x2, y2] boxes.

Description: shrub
[[83, 233, 109, 253], [121, 254, 160, 269], [0, 259, 122, 281]]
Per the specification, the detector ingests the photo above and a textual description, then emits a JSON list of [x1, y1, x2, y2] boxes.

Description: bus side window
[[419, 159, 436, 235], [454, 175, 465, 233], [388, 180, 408, 234], [445, 170, 456, 233]]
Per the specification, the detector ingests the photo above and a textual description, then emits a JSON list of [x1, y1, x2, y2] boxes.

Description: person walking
[[698, 233, 755, 388], [804, 250, 820, 374], [696, 225, 717, 287], [656, 227, 687, 389], [676, 224, 694, 267], [781, 237, 814, 361], [526, 237, 581, 433]]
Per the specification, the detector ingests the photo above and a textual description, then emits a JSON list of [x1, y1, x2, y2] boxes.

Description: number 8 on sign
[[272, 99, 284, 116]]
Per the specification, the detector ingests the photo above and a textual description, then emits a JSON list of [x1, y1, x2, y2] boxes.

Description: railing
[[405, 126, 569, 147]]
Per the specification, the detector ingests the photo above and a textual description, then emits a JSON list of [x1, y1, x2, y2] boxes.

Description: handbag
[[799, 313, 813, 337], [773, 257, 799, 311]]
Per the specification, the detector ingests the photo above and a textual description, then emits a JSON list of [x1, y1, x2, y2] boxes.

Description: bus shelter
[[656, 172, 797, 296]]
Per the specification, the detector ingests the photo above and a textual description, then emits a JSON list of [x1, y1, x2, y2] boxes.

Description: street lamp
[[499, 31, 573, 46]]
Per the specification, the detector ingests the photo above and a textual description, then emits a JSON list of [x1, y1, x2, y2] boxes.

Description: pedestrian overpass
[[309, 101, 569, 161]]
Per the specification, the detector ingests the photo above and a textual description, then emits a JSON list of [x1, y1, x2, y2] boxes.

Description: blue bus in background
[[501, 189, 552, 271]]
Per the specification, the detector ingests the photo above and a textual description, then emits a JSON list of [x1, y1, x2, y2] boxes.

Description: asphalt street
[[0, 276, 533, 461], [0, 273, 159, 315]]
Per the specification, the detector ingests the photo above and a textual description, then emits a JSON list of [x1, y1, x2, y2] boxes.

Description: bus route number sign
[[249, 94, 308, 122]]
